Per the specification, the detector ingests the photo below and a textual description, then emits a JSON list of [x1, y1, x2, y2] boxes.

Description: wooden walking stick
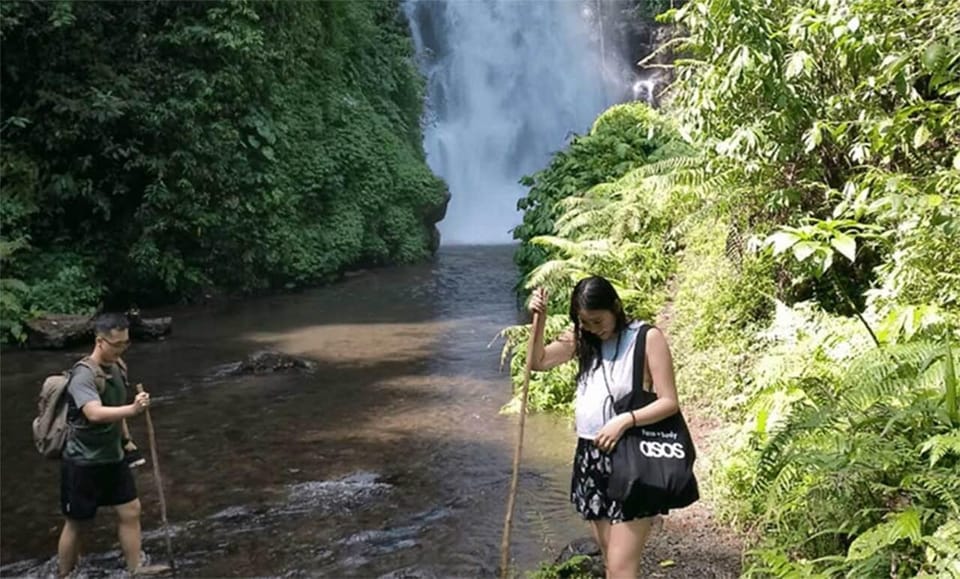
[[499, 308, 541, 579], [135, 384, 176, 573]]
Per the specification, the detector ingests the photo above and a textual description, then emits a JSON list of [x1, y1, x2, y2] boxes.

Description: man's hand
[[133, 391, 150, 414]]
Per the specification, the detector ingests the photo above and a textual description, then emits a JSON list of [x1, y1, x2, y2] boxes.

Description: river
[[1, 246, 587, 578]]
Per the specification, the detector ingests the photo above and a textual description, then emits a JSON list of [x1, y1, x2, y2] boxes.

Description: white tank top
[[574, 321, 645, 440]]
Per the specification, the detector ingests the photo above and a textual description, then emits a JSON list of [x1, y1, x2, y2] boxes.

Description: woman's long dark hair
[[570, 276, 628, 384]]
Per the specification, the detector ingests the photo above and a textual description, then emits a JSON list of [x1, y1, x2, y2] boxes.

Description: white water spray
[[404, 0, 626, 245]]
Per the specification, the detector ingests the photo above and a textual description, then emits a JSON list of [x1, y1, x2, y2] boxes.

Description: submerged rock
[[378, 567, 439, 579], [239, 351, 317, 374], [212, 350, 318, 377]]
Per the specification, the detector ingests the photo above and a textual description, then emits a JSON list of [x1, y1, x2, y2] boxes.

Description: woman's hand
[[594, 413, 633, 453], [528, 287, 547, 316]]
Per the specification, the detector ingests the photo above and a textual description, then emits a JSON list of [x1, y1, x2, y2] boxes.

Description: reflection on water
[[1, 246, 585, 577]]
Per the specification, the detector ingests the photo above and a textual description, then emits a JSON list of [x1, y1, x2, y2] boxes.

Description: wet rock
[[378, 567, 439, 579], [215, 350, 318, 376], [554, 537, 604, 578], [240, 350, 316, 374], [424, 188, 450, 252], [208, 505, 254, 521], [24, 311, 172, 349], [0, 549, 165, 578], [25, 314, 91, 349], [128, 309, 173, 340]]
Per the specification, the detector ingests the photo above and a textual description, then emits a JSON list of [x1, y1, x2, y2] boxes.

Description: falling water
[[404, 0, 627, 245]]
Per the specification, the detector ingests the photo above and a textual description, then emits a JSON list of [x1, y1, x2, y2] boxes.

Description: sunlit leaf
[[830, 233, 857, 262], [768, 231, 800, 255], [792, 241, 819, 262], [913, 125, 931, 149]]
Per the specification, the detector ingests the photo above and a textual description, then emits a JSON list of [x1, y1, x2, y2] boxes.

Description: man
[[58, 313, 163, 576]]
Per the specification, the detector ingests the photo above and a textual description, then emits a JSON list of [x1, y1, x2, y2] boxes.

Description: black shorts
[[60, 459, 138, 520], [571, 438, 668, 523]]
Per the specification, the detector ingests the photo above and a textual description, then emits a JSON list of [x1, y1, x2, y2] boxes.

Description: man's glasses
[[99, 336, 131, 350]]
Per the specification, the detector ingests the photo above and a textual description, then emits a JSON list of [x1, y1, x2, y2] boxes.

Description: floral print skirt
[[570, 437, 669, 524]]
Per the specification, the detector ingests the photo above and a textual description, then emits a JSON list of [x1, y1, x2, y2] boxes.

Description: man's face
[[96, 328, 130, 362]]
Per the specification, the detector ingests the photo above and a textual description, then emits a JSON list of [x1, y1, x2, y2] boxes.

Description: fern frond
[[920, 431, 960, 467], [619, 155, 705, 183], [846, 509, 922, 562], [752, 398, 830, 494], [902, 471, 960, 516], [528, 235, 602, 256], [525, 258, 588, 289], [839, 341, 943, 412]]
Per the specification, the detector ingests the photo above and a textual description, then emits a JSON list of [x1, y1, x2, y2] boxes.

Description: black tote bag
[[606, 324, 699, 511]]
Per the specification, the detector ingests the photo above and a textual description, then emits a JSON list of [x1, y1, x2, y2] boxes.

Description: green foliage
[[21, 251, 103, 317], [513, 102, 690, 278], [515, 1, 959, 576], [500, 313, 579, 415], [729, 334, 960, 577], [502, 107, 693, 412], [666, 0, 960, 315], [502, 136, 705, 412], [0, 237, 30, 343], [653, 2, 960, 571], [0, 0, 446, 341], [669, 218, 776, 410], [526, 555, 594, 579]]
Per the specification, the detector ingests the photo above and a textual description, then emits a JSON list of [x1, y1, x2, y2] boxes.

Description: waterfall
[[403, 0, 628, 245]]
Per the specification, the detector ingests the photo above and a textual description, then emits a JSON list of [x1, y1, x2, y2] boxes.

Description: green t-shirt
[[63, 362, 127, 464]]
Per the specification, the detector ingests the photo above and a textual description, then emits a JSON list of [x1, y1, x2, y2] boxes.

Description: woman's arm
[[530, 329, 576, 371], [593, 326, 680, 453], [527, 288, 576, 371], [628, 327, 680, 425]]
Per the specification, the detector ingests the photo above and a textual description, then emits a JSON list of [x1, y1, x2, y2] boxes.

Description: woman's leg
[[590, 519, 612, 561], [604, 517, 654, 579]]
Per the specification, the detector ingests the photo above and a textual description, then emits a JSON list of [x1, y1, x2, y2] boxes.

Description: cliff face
[[585, 0, 681, 106]]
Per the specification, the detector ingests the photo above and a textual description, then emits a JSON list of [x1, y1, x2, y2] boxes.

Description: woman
[[528, 276, 681, 578]]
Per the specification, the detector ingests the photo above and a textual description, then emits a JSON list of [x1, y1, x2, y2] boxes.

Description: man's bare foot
[[130, 563, 172, 576]]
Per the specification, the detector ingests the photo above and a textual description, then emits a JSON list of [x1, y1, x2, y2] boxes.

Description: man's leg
[[60, 459, 96, 577], [57, 519, 82, 577], [115, 498, 142, 571]]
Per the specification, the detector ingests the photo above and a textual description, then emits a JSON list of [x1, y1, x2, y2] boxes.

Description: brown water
[[1, 246, 586, 578]]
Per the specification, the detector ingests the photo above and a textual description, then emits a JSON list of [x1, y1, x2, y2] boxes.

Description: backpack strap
[[73, 357, 107, 394], [73, 357, 129, 392], [115, 357, 129, 386]]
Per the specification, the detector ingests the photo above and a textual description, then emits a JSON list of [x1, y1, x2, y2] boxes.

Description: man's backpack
[[32, 357, 127, 459]]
